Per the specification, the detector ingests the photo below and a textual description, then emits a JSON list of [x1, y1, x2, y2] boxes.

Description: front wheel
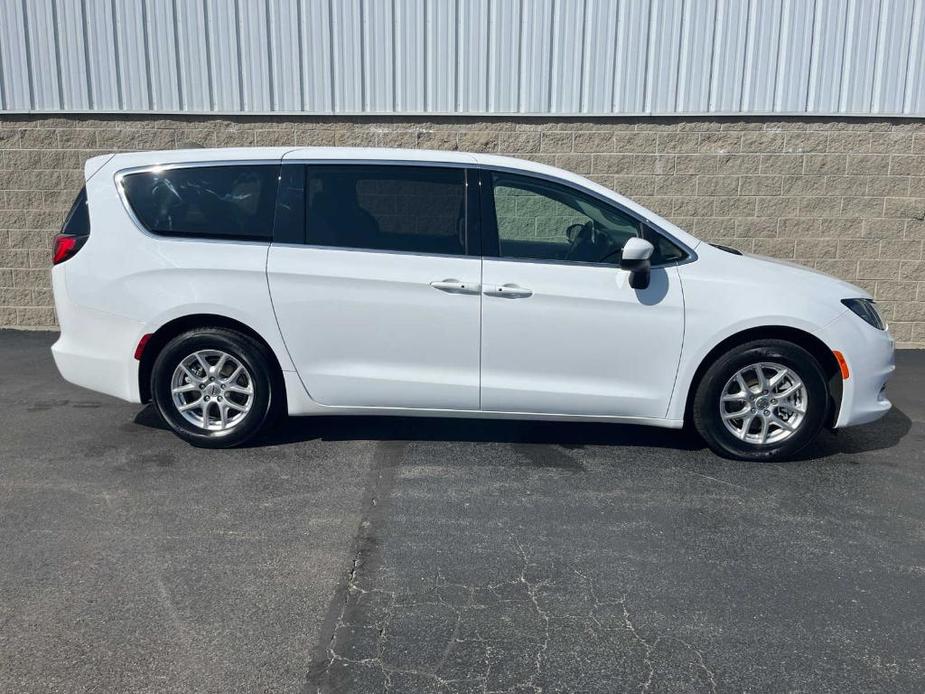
[[692, 340, 829, 461], [151, 328, 280, 448]]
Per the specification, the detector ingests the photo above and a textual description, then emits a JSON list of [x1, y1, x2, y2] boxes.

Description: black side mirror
[[620, 237, 654, 290]]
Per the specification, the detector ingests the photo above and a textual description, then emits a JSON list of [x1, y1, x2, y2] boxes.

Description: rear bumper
[[823, 310, 895, 428], [51, 268, 143, 403]]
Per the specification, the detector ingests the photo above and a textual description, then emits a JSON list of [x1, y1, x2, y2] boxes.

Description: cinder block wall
[[1, 115, 923, 346]]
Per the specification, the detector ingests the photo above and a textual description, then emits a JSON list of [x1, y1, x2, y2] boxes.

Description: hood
[[690, 243, 873, 309], [742, 252, 872, 300]]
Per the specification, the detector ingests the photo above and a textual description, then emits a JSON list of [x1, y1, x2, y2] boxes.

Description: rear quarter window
[[61, 186, 90, 236], [121, 164, 279, 241]]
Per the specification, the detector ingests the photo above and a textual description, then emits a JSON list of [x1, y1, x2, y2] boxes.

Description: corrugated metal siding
[[1, 0, 925, 116]]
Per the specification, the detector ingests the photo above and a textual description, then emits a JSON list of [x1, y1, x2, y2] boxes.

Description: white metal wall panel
[[301, 0, 334, 112], [645, 0, 684, 113], [774, 0, 815, 112], [906, 0, 925, 114], [393, 0, 425, 112], [331, 0, 362, 111], [146, 0, 180, 111], [580, 0, 619, 113], [840, 0, 882, 113], [613, 0, 649, 113], [519, 0, 553, 113], [709, 0, 749, 112], [426, 0, 457, 112], [26, 0, 63, 111], [175, 0, 211, 111], [458, 0, 490, 112], [550, 0, 585, 113], [3, 0, 925, 115], [268, 0, 300, 112], [676, 0, 716, 113], [0, 0, 33, 110], [806, 0, 848, 113], [238, 0, 272, 111], [55, 0, 90, 110], [363, 0, 395, 112], [84, 0, 121, 110], [114, 0, 150, 110], [205, 0, 241, 111], [742, 0, 782, 112], [487, 0, 520, 113], [872, 0, 915, 114]]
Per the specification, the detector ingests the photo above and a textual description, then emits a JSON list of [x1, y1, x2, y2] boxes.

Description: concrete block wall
[[1, 115, 923, 346], [494, 185, 588, 242]]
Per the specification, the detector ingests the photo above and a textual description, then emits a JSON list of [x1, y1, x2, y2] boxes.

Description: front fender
[[666, 315, 842, 423]]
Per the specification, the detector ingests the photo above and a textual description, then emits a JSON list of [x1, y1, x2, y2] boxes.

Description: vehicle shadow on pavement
[[133, 404, 913, 461], [801, 406, 913, 459]]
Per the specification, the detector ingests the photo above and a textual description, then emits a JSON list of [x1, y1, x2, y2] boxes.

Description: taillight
[[52, 234, 87, 265], [54, 186, 90, 265]]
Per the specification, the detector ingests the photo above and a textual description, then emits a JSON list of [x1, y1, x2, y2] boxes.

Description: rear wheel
[[693, 339, 828, 461], [151, 328, 279, 448]]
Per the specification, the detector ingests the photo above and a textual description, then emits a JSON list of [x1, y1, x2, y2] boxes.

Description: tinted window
[[306, 165, 466, 256], [61, 186, 90, 236], [122, 165, 279, 240], [645, 228, 687, 264], [490, 172, 641, 265], [489, 172, 685, 266]]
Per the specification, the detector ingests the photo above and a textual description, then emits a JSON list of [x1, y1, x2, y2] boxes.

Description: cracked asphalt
[[1, 330, 924, 693]]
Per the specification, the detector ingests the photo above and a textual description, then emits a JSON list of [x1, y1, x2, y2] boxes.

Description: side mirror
[[620, 237, 654, 290]]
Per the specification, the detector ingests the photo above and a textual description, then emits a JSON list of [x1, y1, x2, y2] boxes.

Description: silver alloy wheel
[[170, 350, 254, 432], [719, 361, 808, 445]]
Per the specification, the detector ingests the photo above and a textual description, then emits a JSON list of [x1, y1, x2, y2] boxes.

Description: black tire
[[151, 328, 281, 448], [692, 339, 828, 461]]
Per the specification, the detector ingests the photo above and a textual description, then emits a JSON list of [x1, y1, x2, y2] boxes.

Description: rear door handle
[[430, 279, 481, 295], [483, 283, 533, 299]]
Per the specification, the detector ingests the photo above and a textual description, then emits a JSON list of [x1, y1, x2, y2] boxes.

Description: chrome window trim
[[114, 160, 282, 244], [112, 157, 698, 266], [281, 158, 473, 169]]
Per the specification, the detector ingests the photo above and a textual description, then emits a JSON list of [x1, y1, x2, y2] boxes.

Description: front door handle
[[430, 279, 481, 295], [483, 283, 533, 299]]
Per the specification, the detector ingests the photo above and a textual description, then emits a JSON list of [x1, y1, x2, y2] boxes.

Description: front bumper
[[823, 309, 895, 428]]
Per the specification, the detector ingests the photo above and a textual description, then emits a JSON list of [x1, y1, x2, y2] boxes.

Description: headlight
[[841, 298, 885, 330]]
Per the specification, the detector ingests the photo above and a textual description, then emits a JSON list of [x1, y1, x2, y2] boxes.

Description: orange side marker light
[[833, 350, 849, 380]]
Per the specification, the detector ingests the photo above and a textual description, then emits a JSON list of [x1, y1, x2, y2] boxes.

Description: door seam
[[478, 255, 483, 410], [264, 244, 319, 404]]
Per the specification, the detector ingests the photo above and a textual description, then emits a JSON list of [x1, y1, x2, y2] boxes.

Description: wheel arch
[[137, 313, 287, 405], [681, 325, 843, 427]]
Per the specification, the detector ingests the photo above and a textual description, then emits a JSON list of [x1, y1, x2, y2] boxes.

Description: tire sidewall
[[694, 341, 828, 461], [151, 330, 274, 448]]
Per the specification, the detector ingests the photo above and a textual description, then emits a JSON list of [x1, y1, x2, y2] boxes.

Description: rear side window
[[306, 165, 466, 256], [121, 164, 280, 240], [61, 186, 90, 236]]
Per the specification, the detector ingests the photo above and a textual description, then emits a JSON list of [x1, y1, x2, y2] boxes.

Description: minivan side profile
[[51, 147, 895, 460]]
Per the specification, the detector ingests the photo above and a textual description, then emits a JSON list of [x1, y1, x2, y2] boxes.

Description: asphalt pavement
[[1, 330, 923, 693]]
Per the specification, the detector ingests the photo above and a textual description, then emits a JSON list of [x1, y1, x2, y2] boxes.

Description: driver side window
[[489, 172, 641, 265]]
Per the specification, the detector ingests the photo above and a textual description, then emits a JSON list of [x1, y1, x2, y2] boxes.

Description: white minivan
[[51, 147, 894, 460]]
